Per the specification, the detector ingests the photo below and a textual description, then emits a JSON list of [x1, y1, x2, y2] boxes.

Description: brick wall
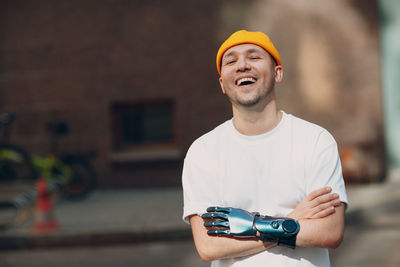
[[0, 0, 231, 187], [0, 0, 384, 187]]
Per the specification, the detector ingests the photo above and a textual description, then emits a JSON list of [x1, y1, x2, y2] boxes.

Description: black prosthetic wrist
[[253, 215, 300, 249]]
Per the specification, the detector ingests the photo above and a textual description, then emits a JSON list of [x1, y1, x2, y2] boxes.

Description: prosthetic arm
[[202, 207, 300, 249]]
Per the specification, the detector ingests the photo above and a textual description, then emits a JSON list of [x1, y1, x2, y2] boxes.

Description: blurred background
[[0, 0, 399, 266]]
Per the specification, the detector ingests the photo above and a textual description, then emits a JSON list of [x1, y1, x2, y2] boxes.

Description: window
[[111, 100, 176, 152]]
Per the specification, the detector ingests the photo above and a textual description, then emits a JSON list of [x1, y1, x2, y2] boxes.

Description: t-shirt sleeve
[[306, 130, 348, 207], [182, 141, 220, 224]]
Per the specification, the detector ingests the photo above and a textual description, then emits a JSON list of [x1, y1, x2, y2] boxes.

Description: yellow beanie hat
[[216, 30, 281, 75]]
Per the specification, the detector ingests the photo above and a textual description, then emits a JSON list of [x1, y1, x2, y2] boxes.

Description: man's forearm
[[190, 215, 275, 261], [295, 203, 345, 249]]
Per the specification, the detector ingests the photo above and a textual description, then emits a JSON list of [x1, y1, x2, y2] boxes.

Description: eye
[[225, 59, 236, 65]]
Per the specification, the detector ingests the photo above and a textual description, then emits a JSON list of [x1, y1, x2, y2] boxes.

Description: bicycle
[[0, 112, 97, 200]]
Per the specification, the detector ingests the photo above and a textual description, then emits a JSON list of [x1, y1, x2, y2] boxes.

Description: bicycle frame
[[31, 154, 74, 186]]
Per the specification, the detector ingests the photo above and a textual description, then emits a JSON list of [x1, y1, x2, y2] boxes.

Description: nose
[[236, 56, 250, 72]]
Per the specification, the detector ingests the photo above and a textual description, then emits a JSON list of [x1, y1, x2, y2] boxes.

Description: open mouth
[[236, 77, 256, 86]]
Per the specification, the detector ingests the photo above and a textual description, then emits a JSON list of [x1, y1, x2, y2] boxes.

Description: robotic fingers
[[202, 207, 257, 237], [202, 206, 300, 248]]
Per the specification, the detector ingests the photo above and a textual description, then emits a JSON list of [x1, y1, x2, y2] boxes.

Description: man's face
[[219, 43, 283, 108]]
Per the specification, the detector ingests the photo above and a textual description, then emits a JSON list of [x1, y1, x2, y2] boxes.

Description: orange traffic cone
[[31, 178, 59, 234]]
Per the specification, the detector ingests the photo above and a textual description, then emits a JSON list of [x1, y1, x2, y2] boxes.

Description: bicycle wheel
[[60, 155, 96, 199], [0, 144, 37, 183]]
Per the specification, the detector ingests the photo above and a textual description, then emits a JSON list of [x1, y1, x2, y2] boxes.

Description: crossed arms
[[189, 186, 345, 262]]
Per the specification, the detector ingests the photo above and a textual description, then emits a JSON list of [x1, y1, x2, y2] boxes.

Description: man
[[182, 30, 347, 266]]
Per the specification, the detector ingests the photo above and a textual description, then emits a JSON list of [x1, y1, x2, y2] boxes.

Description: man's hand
[[288, 186, 341, 220]]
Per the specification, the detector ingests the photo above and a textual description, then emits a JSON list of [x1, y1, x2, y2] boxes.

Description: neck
[[231, 96, 281, 136]]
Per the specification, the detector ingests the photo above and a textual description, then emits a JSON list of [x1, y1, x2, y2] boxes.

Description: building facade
[[0, 0, 385, 188]]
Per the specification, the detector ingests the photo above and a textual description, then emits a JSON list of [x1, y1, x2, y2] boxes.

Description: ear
[[219, 76, 226, 94], [274, 65, 284, 83]]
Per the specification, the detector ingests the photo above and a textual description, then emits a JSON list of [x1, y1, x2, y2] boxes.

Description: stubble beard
[[235, 94, 262, 107], [229, 81, 275, 108]]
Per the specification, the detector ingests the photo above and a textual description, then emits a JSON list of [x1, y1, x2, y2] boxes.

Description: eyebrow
[[244, 48, 264, 54]]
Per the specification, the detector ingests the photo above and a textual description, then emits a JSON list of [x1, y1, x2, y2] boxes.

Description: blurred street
[[331, 181, 400, 267], [0, 173, 399, 267], [0, 241, 207, 267]]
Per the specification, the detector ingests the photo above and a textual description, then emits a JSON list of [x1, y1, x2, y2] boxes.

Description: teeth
[[237, 77, 256, 86]]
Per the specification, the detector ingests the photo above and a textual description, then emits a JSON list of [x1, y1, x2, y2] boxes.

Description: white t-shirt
[[182, 111, 348, 267]]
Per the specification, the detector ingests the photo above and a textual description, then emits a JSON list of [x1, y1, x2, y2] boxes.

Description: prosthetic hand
[[202, 207, 300, 249]]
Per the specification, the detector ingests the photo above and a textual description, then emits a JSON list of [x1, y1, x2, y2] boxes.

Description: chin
[[237, 98, 261, 107]]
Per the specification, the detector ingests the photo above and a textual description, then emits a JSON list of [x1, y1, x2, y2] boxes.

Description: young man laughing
[[182, 30, 347, 267]]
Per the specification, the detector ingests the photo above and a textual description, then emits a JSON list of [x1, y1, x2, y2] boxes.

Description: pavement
[[0, 171, 399, 251]]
